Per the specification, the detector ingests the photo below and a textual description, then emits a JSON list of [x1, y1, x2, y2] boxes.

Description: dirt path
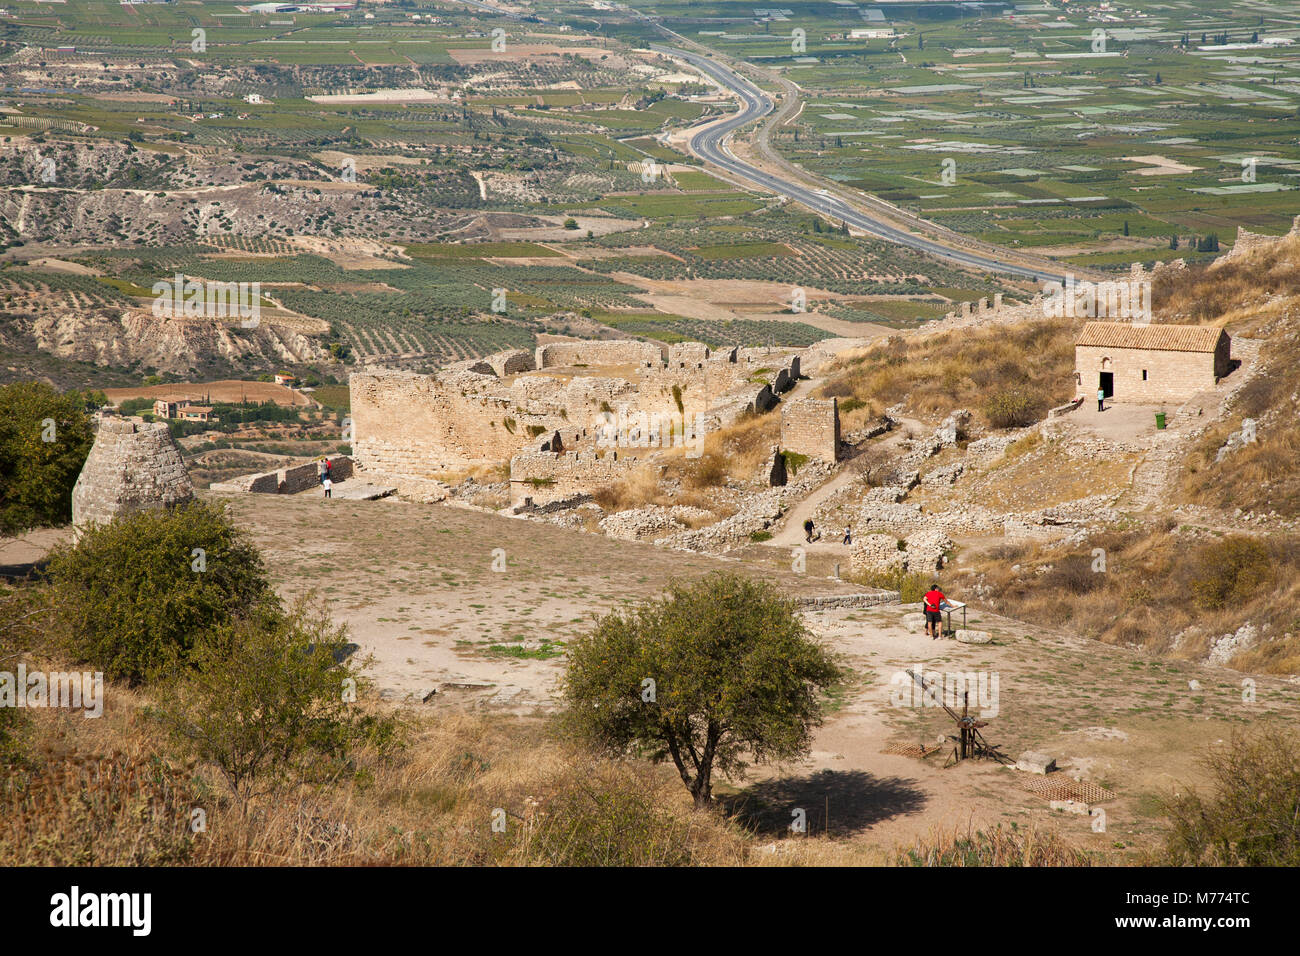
[[765, 468, 860, 549]]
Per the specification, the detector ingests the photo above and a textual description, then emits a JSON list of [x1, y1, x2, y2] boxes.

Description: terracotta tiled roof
[[1076, 321, 1226, 353]]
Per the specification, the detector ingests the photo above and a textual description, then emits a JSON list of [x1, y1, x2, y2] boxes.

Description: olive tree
[[0, 382, 100, 535], [564, 573, 840, 808], [41, 501, 272, 684]]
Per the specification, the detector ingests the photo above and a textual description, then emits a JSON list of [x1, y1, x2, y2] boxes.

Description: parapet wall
[[211, 456, 354, 494], [535, 340, 663, 369], [71, 417, 194, 535]]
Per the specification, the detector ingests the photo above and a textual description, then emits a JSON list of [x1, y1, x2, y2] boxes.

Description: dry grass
[[957, 526, 1300, 673], [815, 321, 1077, 429], [1156, 234, 1300, 325], [1178, 312, 1300, 517], [0, 677, 907, 866], [591, 411, 779, 514], [894, 823, 1095, 866], [1145, 237, 1300, 516]]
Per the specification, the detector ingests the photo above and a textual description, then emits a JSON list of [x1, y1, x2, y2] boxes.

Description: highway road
[[651, 43, 1070, 284]]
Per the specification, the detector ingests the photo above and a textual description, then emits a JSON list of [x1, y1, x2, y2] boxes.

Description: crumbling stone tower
[[71, 417, 195, 536]]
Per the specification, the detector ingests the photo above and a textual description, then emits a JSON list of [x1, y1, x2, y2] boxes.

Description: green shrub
[[781, 450, 810, 476], [853, 565, 931, 603], [40, 502, 272, 684], [563, 573, 840, 807], [0, 382, 98, 535], [982, 387, 1046, 429], [149, 597, 401, 801], [1189, 536, 1272, 611]]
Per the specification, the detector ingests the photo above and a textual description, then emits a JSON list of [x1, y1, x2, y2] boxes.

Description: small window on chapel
[[1142, 369, 1149, 381]]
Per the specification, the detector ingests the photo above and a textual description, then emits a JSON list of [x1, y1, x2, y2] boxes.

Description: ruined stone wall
[[667, 342, 710, 367], [211, 456, 354, 494], [351, 369, 565, 475], [1074, 344, 1220, 404], [1218, 214, 1300, 262], [535, 340, 663, 369], [509, 449, 640, 506], [353, 343, 812, 478], [781, 398, 840, 461], [488, 348, 535, 377], [71, 417, 194, 535]]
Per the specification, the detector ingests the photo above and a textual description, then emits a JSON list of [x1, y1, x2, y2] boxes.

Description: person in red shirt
[[923, 583, 946, 640]]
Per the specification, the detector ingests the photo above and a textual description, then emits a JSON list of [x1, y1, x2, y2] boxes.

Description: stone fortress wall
[[509, 449, 641, 507], [1220, 213, 1300, 262], [351, 340, 810, 490]]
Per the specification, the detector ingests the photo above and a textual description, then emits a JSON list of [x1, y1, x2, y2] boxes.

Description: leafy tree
[[149, 596, 401, 801], [41, 501, 273, 684], [0, 382, 99, 535], [563, 573, 840, 808]]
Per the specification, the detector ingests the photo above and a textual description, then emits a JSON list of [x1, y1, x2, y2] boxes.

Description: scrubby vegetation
[[896, 823, 1094, 867], [564, 573, 841, 807], [38, 502, 272, 684], [816, 320, 1076, 431], [959, 528, 1300, 673], [1161, 726, 1300, 866]]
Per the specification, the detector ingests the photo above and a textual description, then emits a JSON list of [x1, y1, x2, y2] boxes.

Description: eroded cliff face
[[7, 305, 325, 376]]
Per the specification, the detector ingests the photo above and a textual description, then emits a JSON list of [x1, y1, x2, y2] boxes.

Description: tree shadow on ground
[[0, 556, 50, 581], [720, 768, 927, 837]]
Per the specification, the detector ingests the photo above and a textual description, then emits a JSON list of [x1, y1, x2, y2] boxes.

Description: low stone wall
[[212, 456, 353, 494], [794, 592, 899, 610], [535, 339, 663, 369], [849, 533, 906, 575], [509, 449, 640, 506], [1049, 397, 1085, 418]]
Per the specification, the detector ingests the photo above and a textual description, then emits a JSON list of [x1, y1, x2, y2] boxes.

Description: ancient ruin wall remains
[[352, 343, 807, 480], [781, 398, 840, 462], [509, 450, 640, 506], [535, 340, 663, 369], [71, 417, 194, 535], [350, 369, 566, 475]]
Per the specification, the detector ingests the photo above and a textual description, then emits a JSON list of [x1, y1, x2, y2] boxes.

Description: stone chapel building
[[1074, 321, 1232, 404]]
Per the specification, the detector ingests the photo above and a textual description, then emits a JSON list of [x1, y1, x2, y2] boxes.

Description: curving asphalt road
[[652, 43, 1069, 284]]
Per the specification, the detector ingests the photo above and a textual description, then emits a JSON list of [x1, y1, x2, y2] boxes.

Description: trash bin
[[1155, 411, 1166, 430]]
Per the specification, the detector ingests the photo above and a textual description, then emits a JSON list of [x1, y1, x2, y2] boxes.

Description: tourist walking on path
[[323, 476, 333, 499], [318, 458, 327, 484], [1097, 388, 1105, 412], [804, 518, 815, 543], [923, 582, 946, 640], [843, 526, 852, 546]]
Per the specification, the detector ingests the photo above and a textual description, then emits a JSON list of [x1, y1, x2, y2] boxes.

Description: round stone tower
[[71, 417, 195, 537]]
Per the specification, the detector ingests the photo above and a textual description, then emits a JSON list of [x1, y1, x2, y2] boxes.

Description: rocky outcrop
[[22, 307, 325, 376]]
